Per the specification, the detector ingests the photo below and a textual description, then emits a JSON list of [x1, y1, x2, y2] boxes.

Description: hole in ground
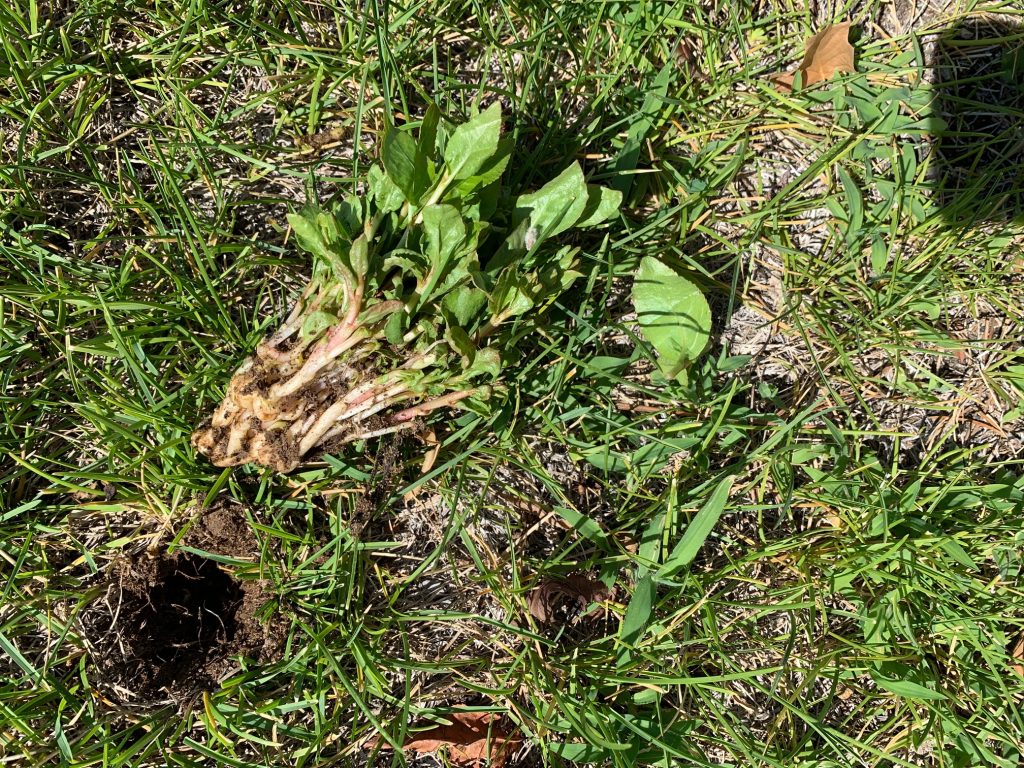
[[137, 553, 243, 671], [83, 535, 286, 706]]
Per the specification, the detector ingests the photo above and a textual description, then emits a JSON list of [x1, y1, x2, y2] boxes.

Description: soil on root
[[84, 506, 286, 705]]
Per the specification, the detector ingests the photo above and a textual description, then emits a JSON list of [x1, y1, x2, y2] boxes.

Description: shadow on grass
[[930, 15, 1024, 226]]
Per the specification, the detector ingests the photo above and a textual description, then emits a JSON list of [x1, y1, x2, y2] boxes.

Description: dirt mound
[[84, 504, 286, 705]]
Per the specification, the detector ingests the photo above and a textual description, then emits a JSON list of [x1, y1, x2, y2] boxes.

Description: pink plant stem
[[268, 324, 364, 400]]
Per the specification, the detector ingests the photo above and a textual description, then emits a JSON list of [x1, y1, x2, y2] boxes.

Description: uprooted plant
[[192, 103, 621, 472]]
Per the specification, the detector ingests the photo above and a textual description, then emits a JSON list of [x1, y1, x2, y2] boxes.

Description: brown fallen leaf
[[371, 712, 520, 767], [419, 428, 441, 475], [773, 22, 855, 91], [1011, 633, 1024, 677], [403, 429, 442, 501], [528, 575, 611, 624], [294, 125, 348, 154], [675, 38, 710, 85]]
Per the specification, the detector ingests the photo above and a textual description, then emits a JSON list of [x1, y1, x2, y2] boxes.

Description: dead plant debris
[[773, 22, 855, 91], [527, 575, 611, 625], [371, 711, 521, 767]]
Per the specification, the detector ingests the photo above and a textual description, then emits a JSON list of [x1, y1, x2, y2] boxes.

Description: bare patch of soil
[[83, 505, 286, 706]]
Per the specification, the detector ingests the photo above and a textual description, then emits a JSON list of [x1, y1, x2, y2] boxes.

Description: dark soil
[[84, 504, 286, 705]]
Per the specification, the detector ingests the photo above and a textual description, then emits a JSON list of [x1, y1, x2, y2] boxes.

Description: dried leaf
[[372, 712, 520, 767], [528, 575, 610, 624], [403, 429, 441, 501], [419, 428, 441, 475], [675, 39, 710, 84], [774, 22, 855, 91], [1011, 633, 1024, 677]]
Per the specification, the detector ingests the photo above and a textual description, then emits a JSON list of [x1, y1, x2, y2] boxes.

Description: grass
[[2, 0, 1024, 766]]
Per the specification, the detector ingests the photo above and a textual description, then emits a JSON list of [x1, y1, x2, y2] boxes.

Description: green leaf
[[384, 311, 406, 346], [617, 573, 655, 667], [575, 184, 623, 227], [420, 204, 465, 273], [631, 256, 711, 380], [453, 138, 513, 197], [443, 102, 503, 181], [511, 162, 589, 242], [299, 310, 337, 342], [657, 477, 734, 579], [382, 128, 427, 201], [368, 164, 405, 213], [552, 505, 612, 550], [489, 267, 534, 319], [419, 102, 440, 157], [335, 195, 363, 237], [549, 743, 617, 763], [579, 445, 629, 474], [349, 235, 369, 277], [287, 212, 327, 257], [465, 347, 500, 379], [442, 284, 487, 327], [612, 62, 672, 197], [870, 668, 945, 701], [317, 209, 341, 243]]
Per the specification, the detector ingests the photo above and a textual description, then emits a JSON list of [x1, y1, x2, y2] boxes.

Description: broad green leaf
[[632, 256, 711, 380], [511, 162, 589, 242], [300, 310, 336, 342], [382, 251, 426, 277], [317, 210, 341, 243], [489, 268, 534, 319], [657, 476, 734, 579], [549, 743, 618, 763], [453, 138, 513, 197], [382, 128, 427, 201], [335, 195, 363, 237], [348, 235, 369, 276], [418, 204, 467, 306], [420, 204, 465, 272], [287, 212, 327, 257], [443, 102, 503, 181], [536, 247, 583, 296], [384, 311, 406, 346], [575, 184, 623, 227], [446, 325, 475, 361], [617, 573, 655, 667], [418, 102, 440, 156], [368, 164, 405, 213], [465, 347, 500, 379], [442, 284, 487, 327]]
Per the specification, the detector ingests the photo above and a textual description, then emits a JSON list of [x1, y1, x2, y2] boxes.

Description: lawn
[[2, 0, 1024, 766]]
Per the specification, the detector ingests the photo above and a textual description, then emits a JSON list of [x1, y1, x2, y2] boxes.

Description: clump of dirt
[[84, 505, 286, 706]]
